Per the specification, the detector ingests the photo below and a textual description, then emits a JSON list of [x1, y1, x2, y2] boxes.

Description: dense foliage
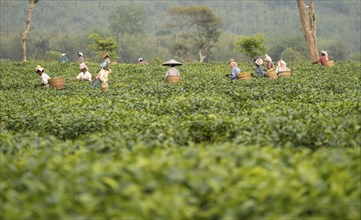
[[0, 61, 360, 219], [1, 1, 360, 62]]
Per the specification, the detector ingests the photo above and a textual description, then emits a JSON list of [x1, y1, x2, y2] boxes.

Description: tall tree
[[166, 6, 222, 62], [109, 4, 146, 39], [296, 0, 319, 61], [21, 0, 39, 62], [88, 33, 119, 62], [235, 33, 267, 60]]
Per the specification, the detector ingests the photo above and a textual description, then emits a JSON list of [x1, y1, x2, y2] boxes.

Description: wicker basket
[[166, 76, 181, 83], [101, 83, 108, 92], [265, 69, 278, 80], [236, 72, 251, 80], [278, 71, 292, 77], [49, 77, 65, 90], [324, 60, 335, 67]]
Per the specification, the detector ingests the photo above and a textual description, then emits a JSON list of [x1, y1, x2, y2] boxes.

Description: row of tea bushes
[[1, 132, 360, 219], [0, 61, 360, 219], [0, 61, 360, 148]]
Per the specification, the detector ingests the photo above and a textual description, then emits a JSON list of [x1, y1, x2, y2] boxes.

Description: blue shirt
[[59, 57, 70, 63], [228, 66, 241, 80], [100, 58, 111, 68], [256, 66, 265, 77]]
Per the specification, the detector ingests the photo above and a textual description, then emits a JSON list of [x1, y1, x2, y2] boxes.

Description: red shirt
[[313, 56, 329, 65]]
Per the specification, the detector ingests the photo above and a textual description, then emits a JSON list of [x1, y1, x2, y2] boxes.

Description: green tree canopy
[[109, 4, 146, 39], [88, 33, 118, 62], [235, 33, 267, 60], [166, 5, 222, 62]]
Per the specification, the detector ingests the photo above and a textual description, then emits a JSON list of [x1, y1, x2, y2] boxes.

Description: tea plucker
[[35, 65, 51, 87], [75, 63, 92, 81], [91, 65, 112, 89], [275, 58, 291, 74], [264, 54, 275, 70], [77, 52, 85, 63], [59, 53, 70, 63], [163, 59, 181, 79], [226, 59, 241, 80], [254, 58, 265, 77], [312, 50, 329, 66]]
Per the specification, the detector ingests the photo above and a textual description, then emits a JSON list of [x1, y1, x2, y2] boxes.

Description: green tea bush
[[0, 60, 360, 219]]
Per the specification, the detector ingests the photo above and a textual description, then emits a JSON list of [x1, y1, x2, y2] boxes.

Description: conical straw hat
[[162, 59, 182, 66]]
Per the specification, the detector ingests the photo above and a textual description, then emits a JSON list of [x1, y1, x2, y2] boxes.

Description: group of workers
[[226, 55, 291, 80], [35, 49, 330, 87], [36, 52, 112, 89], [226, 49, 330, 80]]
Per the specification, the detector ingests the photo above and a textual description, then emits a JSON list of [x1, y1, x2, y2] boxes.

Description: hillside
[[0, 0, 360, 61]]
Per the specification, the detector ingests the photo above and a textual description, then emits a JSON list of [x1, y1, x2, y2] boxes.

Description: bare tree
[[21, 0, 39, 62], [296, 0, 319, 61]]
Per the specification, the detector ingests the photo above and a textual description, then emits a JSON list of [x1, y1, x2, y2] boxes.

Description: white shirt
[[97, 68, 111, 83], [76, 71, 92, 81], [40, 73, 51, 85], [165, 67, 180, 78]]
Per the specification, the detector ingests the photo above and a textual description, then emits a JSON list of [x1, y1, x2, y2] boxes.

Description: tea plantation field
[[1, 61, 360, 219]]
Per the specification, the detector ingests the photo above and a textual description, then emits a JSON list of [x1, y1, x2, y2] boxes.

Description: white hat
[[61, 53, 66, 56], [255, 59, 263, 65], [78, 52, 83, 56], [138, 57, 143, 62], [79, 63, 88, 69]]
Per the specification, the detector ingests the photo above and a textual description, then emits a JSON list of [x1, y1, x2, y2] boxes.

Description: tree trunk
[[198, 49, 206, 63], [296, 0, 319, 61], [21, 0, 37, 62]]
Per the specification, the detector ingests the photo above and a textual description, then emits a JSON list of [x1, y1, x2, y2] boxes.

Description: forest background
[[1, 0, 360, 63]]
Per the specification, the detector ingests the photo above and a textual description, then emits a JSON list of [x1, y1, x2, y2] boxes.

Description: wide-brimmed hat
[[162, 59, 182, 66], [103, 53, 109, 58], [35, 65, 44, 72], [61, 53, 66, 56]]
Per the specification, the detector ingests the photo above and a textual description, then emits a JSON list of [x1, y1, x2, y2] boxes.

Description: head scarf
[[255, 59, 263, 66], [35, 65, 44, 72], [138, 57, 144, 62], [321, 50, 328, 57], [264, 54, 272, 62], [321, 50, 329, 61], [227, 59, 235, 64], [278, 59, 287, 67], [230, 61, 238, 67], [79, 63, 88, 70], [78, 52, 83, 56]]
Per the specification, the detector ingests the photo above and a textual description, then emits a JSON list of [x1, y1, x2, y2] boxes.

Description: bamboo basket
[[324, 60, 335, 67], [49, 77, 65, 90], [166, 76, 181, 83], [265, 69, 278, 80], [236, 72, 251, 80], [101, 83, 108, 92], [278, 71, 292, 78]]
